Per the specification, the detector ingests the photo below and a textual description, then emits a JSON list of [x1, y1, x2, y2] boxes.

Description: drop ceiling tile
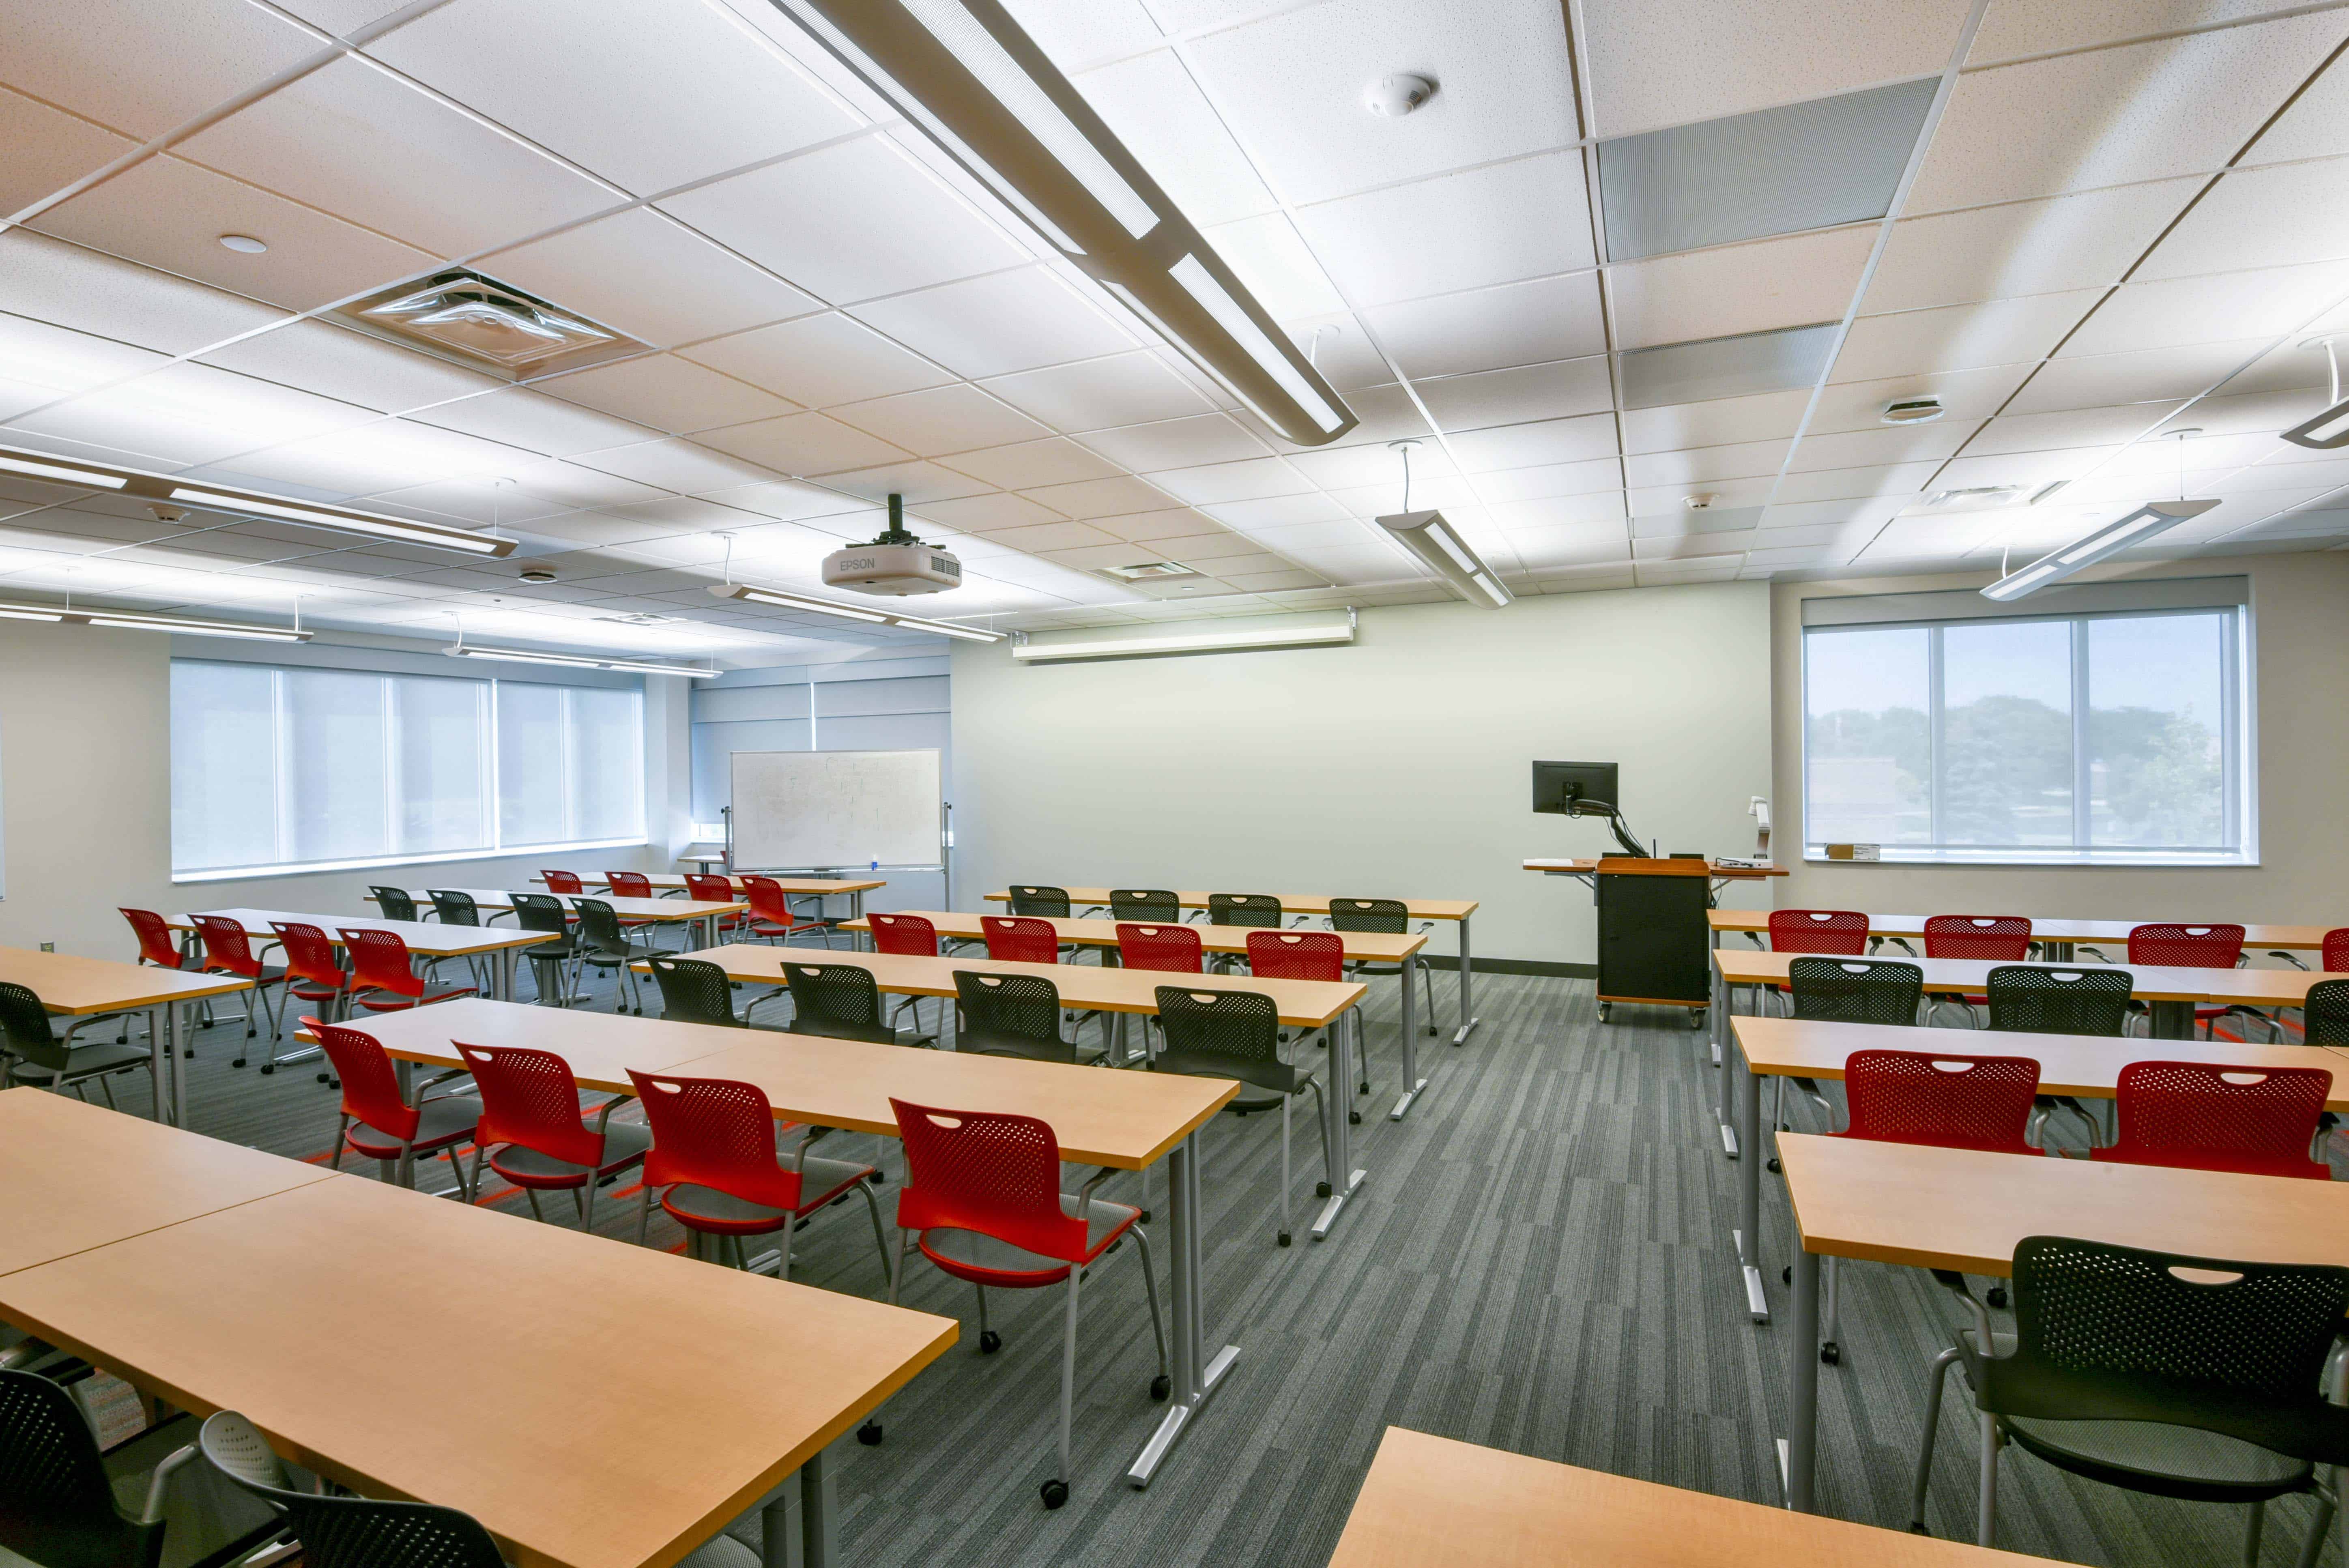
[[2244, 50, 2349, 165], [178, 58, 619, 258], [1971, 403, 2189, 457], [366, 0, 857, 197], [16, 363, 379, 467], [690, 412, 905, 476], [3, 0, 319, 141], [0, 87, 137, 215], [980, 520, 1122, 553], [1281, 313, 1392, 391], [495, 458, 672, 511], [1928, 446, 2123, 492], [980, 352, 1214, 433], [1490, 493, 1630, 530], [539, 355, 797, 435], [1278, 439, 1452, 492], [1221, 568, 1327, 591], [198, 320, 500, 413], [1184, 0, 1575, 205], [827, 385, 1051, 456], [1327, 474, 1476, 517], [2181, 386, 2334, 438], [1076, 413, 1270, 471], [1445, 413, 1618, 470], [1019, 475, 1177, 518], [1156, 532, 1277, 564], [944, 438, 1124, 490], [1197, 213, 1346, 320], [407, 387, 656, 457], [1472, 457, 1623, 503], [571, 439, 775, 493], [480, 210, 819, 351], [2061, 261, 2349, 358], [2007, 339, 2275, 415], [1622, 390, 1810, 454], [1770, 462, 1942, 503], [1619, 323, 1838, 409], [849, 267, 1136, 380], [660, 138, 1028, 305], [1362, 273, 1606, 385], [1786, 421, 1979, 472], [679, 314, 954, 410], [912, 492, 1067, 533], [1831, 291, 2101, 381], [0, 314, 171, 422], [1295, 153, 1595, 309], [1414, 358, 1614, 430], [1808, 364, 2037, 433], [1625, 438, 1790, 488], [1582, 0, 1969, 139], [1241, 518, 1382, 550], [1066, 49, 1277, 227], [1908, 13, 2349, 214], [2220, 336, 2341, 398], [1971, 0, 2319, 62], [1318, 383, 1433, 445], [2138, 157, 2349, 282], [1608, 227, 1872, 350], [1143, 458, 1313, 506], [1204, 493, 1352, 529], [1863, 180, 2201, 314], [1626, 476, 1773, 515], [1035, 541, 1176, 572], [204, 417, 537, 495], [817, 460, 994, 505], [1093, 507, 1228, 542], [1760, 496, 1910, 529], [1501, 519, 1632, 566], [0, 230, 291, 354]]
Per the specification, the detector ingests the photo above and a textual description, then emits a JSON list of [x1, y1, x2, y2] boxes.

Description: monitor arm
[[1567, 797, 1650, 859]]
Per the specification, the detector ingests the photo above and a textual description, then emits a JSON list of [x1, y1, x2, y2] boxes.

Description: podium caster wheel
[[978, 1330, 1001, 1354], [1040, 1480, 1068, 1510], [1690, 1010, 1706, 1029], [1597, 1003, 1612, 1022], [857, 1421, 883, 1446], [1820, 1342, 1840, 1366]]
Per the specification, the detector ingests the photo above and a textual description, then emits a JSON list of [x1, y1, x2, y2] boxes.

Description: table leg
[[1709, 930, 1724, 1070], [852, 890, 866, 952], [2149, 999, 2195, 1040], [146, 1005, 165, 1123], [2042, 940, 2074, 962], [1311, 1006, 1367, 1240], [1737, 1042, 1768, 1324], [1785, 1246, 1820, 1511], [497, 947, 516, 1003], [1715, 963, 1739, 1160], [1451, 916, 1478, 1045], [1390, 952, 1427, 1121], [168, 1003, 188, 1127], [1127, 1132, 1236, 1488]]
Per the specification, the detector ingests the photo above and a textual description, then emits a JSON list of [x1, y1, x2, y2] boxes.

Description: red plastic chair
[[881, 1098, 1168, 1506], [1837, 1048, 2042, 1155], [870, 913, 939, 956], [2127, 924, 2265, 1039], [119, 908, 187, 970], [625, 1069, 887, 1279], [980, 915, 1059, 965], [739, 875, 834, 947], [266, 922, 350, 1077], [457, 1042, 650, 1229], [1769, 910, 1871, 954], [1922, 915, 2033, 1023], [2094, 1059, 2331, 1179], [1245, 929, 1344, 982], [683, 873, 746, 937], [2326, 930, 2349, 973], [191, 915, 288, 1056], [606, 870, 655, 899], [304, 1016, 478, 1194], [341, 928, 475, 1014], [542, 870, 586, 896], [1117, 923, 1201, 975]]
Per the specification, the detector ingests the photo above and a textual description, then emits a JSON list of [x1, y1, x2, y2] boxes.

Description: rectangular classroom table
[[0, 1095, 954, 1568], [984, 886, 1477, 1108], [553, 874, 886, 928], [0, 945, 251, 1128], [400, 887, 745, 949], [1327, 1425, 2037, 1567], [167, 908, 550, 1005], [1723, 1014, 2349, 1325], [1774, 1133, 2349, 1517], [1706, 908, 2338, 960], [327, 995, 1250, 1493]]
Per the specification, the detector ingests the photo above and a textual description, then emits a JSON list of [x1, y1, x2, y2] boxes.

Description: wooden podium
[[1591, 858, 1713, 1026]]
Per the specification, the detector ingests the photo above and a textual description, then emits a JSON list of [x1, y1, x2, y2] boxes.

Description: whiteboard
[[730, 749, 942, 869]]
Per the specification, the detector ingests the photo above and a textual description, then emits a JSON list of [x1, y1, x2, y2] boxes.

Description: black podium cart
[[1593, 857, 1713, 1027]]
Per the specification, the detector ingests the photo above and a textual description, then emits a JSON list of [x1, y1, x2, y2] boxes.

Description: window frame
[[1798, 602, 2255, 868]]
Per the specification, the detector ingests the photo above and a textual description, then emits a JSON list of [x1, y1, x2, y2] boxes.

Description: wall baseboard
[[1421, 954, 1595, 978]]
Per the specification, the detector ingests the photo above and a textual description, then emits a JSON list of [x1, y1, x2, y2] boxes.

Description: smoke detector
[[1882, 397, 1946, 425], [821, 493, 963, 597], [1683, 493, 1716, 511], [147, 503, 189, 524], [518, 567, 557, 584], [1364, 73, 1435, 116]]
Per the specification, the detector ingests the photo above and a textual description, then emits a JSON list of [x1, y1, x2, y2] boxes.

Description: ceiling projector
[[821, 493, 963, 596]]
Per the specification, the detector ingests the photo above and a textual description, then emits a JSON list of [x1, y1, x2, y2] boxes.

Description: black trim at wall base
[[1420, 955, 1595, 978]]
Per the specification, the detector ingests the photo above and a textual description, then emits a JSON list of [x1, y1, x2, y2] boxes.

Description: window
[[170, 661, 643, 879], [1801, 604, 2248, 864]]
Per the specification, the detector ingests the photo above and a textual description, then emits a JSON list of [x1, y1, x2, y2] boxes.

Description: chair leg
[[1278, 1093, 1292, 1247], [1047, 1266, 1080, 1509], [778, 1212, 796, 1282], [525, 1188, 546, 1223], [1976, 1412, 2000, 1549], [2244, 1499, 2264, 1568], [2296, 1480, 2336, 1568], [856, 1180, 891, 1281], [1911, 1345, 1962, 1531], [635, 1184, 654, 1247], [581, 1174, 599, 1235], [325, 1113, 350, 1174], [887, 1226, 910, 1306], [1130, 1223, 1169, 1394]]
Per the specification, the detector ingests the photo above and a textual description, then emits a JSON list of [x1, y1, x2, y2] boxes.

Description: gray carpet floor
[[75, 949, 2343, 1567]]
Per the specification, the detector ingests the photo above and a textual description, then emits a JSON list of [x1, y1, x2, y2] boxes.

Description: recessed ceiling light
[[1881, 397, 1944, 425], [217, 234, 267, 254]]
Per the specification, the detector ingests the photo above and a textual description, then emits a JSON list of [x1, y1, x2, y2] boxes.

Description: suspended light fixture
[[0, 597, 314, 642], [760, 0, 1356, 447], [442, 644, 720, 677], [2281, 336, 2349, 449], [0, 451, 129, 489], [1372, 440, 1512, 608], [1982, 430, 2216, 601]]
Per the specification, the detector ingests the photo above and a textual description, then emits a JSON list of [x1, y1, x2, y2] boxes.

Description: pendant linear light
[[1371, 442, 1512, 608], [0, 597, 313, 642], [442, 644, 720, 677], [761, 0, 1356, 447], [707, 580, 1005, 641], [1983, 428, 2216, 601]]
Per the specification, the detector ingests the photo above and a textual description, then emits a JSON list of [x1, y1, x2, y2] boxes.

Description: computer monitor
[[1531, 760, 1619, 815]]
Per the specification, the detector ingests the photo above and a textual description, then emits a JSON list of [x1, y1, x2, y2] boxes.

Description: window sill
[[1802, 848, 2258, 870], [172, 837, 649, 885]]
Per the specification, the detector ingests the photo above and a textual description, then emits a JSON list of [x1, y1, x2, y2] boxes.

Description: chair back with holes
[[780, 963, 892, 1042], [305, 1017, 417, 1141], [952, 971, 1070, 1061], [369, 887, 420, 922], [647, 956, 739, 1028], [570, 899, 633, 958], [628, 1070, 804, 1210], [1985, 964, 2133, 1036], [2306, 979, 2349, 1049], [0, 1367, 159, 1568], [2096, 1060, 2333, 1179], [1327, 897, 1407, 934], [1978, 1236, 2349, 1461], [737, 876, 798, 929], [1768, 909, 1870, 955], [425, 890, 479, 928], [683, 872, 735, 904], [606, 871, 654, 900], [980, 915, 1059, 965], [1152, 986, 1298, 1094], [1006, 885, 1072, 918], [2127, 923, 2246, 969], [197, 1409, 292, 1495], [1208, 893, 1283, 929], [869, 913, 939, 956], [342, 928, 422, 999], [1109, 888, 1180, 923], [1788, 956, 1922, 1026], [456, 1043, 600, 1167], [119, 907, 184, 969], [1118, 923, 1201, 974], [2325, 929, 2349, 974], [890, 1098, 1087, 1263], [193, 915, 266, 978], [0, 982, 63, 1070], [1246, 929, 1343, 983], [542, 870, 585, 895], [509, 893, 569, 939], [1839, 1049, 2040, 1155], [1922, 914, 2032, 960], [270, 923, 344, 988]]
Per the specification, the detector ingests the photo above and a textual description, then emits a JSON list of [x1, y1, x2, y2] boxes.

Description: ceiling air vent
[[330, 270, 646, 379], [1100, 561, 1201, 580], [595, 612, 691, 626]]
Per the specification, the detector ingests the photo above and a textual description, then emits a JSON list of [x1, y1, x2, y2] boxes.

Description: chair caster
[[1908, 1523, 1929, 1536], [184, 1046, 198, 1057], [1424, 1025, 1437, 1036], [1139, 1208, 1152, 1224], [1782, 1266, 1791, 1284], [1150, 1373, 1170, 1401], [1316, 1180, 1331, 1198], [260, 1064, 275, 1074], [231, 1057, 245, 1069], [1690, 1010, 1706, 1029], [978, 1330, 1001, 1354], [1766, 1156, 1781, 1173], [1820, 1342, 1840, 1366], [1349, 1110, 1361, 1124], [1040, 1479, 1068, 1510], [1277, 1231, 1292, 1247], [325, 1077, 340, 1089], [1987, 1287, 2008, 1309], [856, 1421, 883, 1446]]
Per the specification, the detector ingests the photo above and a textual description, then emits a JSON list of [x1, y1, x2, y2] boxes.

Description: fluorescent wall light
[[443, 644, 720, 677], [168, 488, 514, 558], [1980, 498, 2219, 601], [1011, 618, 1354, 663], [707, 580, 1003, 640], [761, 0, 1356, 447], [0, 452, 129, 489], [0, 598, 313, 642], [1375, 509, 1514, 608]]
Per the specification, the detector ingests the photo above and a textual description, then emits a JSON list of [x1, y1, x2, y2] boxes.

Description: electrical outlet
[[38, 942, 54, 953]]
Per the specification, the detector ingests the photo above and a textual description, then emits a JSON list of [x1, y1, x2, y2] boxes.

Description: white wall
[[1771, 550, 2349, 928], [950, 584, 1775, 965]]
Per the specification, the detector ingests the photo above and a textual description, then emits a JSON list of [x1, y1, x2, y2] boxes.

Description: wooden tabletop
[[982, 889, 1479, 921], [1778, 1132, 2349, 1276], [402, 889, 745, 922], [664, 943, 1369, 1029], [840, 910, 1428, 964], [0, 1174, 955, 1568], [1712, 949, 2345, 1006], [1327, 1426, 2037, 1567], [0, 1091, 337, 1277], [172, 909, 552, 959], [1707, 909, 2339, 949], [0, 945, 252, 1014], [547, 874, 885, 896], [1732, 1015, 2349, 1108], [304, 998, 707, 1098], [1524, 857, 1788, 879]]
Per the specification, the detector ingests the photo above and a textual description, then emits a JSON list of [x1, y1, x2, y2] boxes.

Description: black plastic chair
[[952, 971, 1103, 1065], [1328, 897, 1436, 1038], [759, 962, 931, 1046], [1206, 893, 1285, 928], [1150, 986, 1330, 1247], [1911, 1236, 2349, 1558], [509, 893, 580, 1006], [1109, 889, 1181, 924], [200, 1409, 509, 1568], [1006, 885, 1074, 917], [367, 887, 420, 922], [0, 980, 150, 1106], [570, 898, 657, 1014], [2300, 979, 2349, 1047], [424, 890, 481, 928], [649, 956, 741, 1029], [1787, 956, 1924, 1025], [1986, 964, 2136, 1147]]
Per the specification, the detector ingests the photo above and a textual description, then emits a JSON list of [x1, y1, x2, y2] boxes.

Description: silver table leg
[[1709, 930, 1724, 1069], [1736, 1038, 1769, 1324], [497, 947, 516, 1002], [758, 1442, 837, 1568], [1311, 1007, 1367, 1240], [146, 1005, 166, 1123], [1785, 1245, 1821, 1511], [168, 1002, 188, 1127], [1128, 1132, 1236, 1488], [1715, 957, 1738, 1159], [1451, 915, 1478, 1045], [1390, 950, 1427, 1121]]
